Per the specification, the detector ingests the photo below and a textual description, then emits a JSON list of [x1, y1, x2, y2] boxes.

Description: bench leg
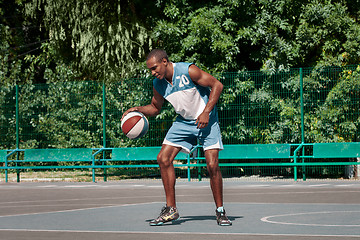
[[16, 170, 20, 182], [103, 167, 107, 182]]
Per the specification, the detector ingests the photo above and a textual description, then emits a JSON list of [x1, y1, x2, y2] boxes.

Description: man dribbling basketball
[[122, 49, 232, 226]]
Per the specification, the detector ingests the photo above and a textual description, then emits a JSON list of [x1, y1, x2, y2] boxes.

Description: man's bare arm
[[189, 64, 223, 128], [121, 88, 164, 119]]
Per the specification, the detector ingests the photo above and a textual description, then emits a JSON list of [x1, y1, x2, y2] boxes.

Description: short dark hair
[[146, 49, 169, 62]]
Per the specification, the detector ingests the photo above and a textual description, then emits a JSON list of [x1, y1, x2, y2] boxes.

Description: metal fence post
[[15, 85, 20, 183], [300, 68, 306, 181], [16, 85, 19, 150], [102, 82, 107, 182], [300, 68, 304, 146]]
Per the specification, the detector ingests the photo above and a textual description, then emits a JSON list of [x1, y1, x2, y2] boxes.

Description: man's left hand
[[195, 112, 209, 129]]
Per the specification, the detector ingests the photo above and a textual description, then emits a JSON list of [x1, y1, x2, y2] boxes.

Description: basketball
[[121, 111, 149, 139]]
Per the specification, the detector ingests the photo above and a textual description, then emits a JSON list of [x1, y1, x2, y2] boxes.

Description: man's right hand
[[121, 107, 139, 121]]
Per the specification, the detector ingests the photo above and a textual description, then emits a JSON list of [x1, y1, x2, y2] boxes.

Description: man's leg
[[205, 148, 232, 226], [205, 149, 223, 208], [157, 144, 182, 208], [149, 145, 182, 226]]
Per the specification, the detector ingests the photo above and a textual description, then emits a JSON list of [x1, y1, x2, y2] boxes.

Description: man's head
[[146, 49, 171, 80], [146, 49, 169, 63]]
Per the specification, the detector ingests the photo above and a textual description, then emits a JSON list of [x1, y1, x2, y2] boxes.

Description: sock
[[217, 206, 224, 212]]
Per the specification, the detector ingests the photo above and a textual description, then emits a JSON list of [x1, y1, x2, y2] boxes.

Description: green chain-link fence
[[1, 65, 359, 180]]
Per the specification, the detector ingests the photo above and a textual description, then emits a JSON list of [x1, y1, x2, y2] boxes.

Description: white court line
[[0, 204, 116, 209], [0, 195, 165, 205], [228, 190, 360, 195], [64, 185, 99, 188], [0, 202, 157, 218], [0, 229, 359, 238], [334, 184, 358, 187], [261, 210, 360, 227], [233, 184, 271, 188], [37, 185, 58, 188], [308, 184, 331, 187]]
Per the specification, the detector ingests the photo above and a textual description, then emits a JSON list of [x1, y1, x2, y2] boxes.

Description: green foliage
[[152, 0, 360, 71], [307, 66, 360, 142], [3, 0, 360, 78], [0, 85, 16, 148], [24, 0, 152, 80], [296, 1, 360, 67], [218, 69, 303, 144], [152, 1, 242, 73], [17, 82, 101, 148]]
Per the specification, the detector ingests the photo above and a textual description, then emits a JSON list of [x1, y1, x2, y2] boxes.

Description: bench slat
[[313, 143, 360, 158], [24, 148, 93, 162], [111, 147, 188, 161], [219, 144, 291, 159], [0, 150, 7, 163]]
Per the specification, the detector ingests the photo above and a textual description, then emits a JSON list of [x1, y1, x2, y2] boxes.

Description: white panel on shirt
[[165, 87, 206, 120]]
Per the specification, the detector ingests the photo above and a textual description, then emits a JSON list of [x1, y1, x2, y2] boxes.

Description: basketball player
[[122, 49, 231, 226]]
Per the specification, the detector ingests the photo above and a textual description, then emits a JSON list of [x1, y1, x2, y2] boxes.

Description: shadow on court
[[145, 215, 244, 225]]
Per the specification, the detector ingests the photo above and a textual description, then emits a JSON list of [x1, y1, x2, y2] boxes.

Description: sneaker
[[149, 206, 180, 226], [216, 208, 232, 226]]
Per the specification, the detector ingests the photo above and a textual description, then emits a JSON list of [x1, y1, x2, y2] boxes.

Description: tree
[[24, 0, 152, 81], [4, 0, 360, 79], [296, 0, 360, 67], [151, 0, 360, 71], [306, 66, 360, 142], [151, 0, 246, 73]]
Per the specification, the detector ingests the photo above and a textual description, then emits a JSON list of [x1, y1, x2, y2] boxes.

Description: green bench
[[219, 144, 291, 160], [1, 143, 359, 182], [0, 150, 7, 164], [98, 146, 191, 181], [1, 147, 191, 182], [2, 148, 94, 182], [194, 143, 359, 181], [191, 144, 292, 165], [111, 146, 188, 161], [106, 144, 293, 181], [0, 150, 8, 178], [196, 142, 360, 181], [294, 142, 360, 180], [24, 148, 93, 163], [293, 142, 360, 161], [313, 142, 360, 158], [0, 144, 297, 182], [190, 144, 293, 180]]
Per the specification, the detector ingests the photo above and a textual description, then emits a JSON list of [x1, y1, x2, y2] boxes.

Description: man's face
[[146, 57, 167, 79]]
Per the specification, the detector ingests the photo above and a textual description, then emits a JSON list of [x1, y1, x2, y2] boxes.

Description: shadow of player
[[146, 215, 243, 225]]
